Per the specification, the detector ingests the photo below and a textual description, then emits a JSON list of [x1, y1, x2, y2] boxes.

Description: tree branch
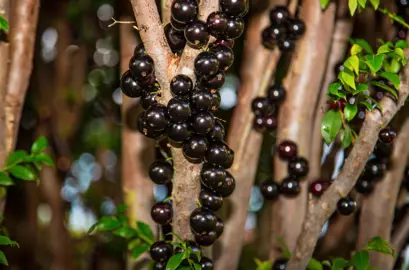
[[287, 62, 409, 270], [355, 118, 409, 269], [270, 0, 336, 259], [392, 211, 409, 260], [161, 0, 172, 25]]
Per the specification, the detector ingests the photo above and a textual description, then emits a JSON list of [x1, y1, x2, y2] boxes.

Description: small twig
[[108, 17, 137, 28], [378, 8, 409, 30]]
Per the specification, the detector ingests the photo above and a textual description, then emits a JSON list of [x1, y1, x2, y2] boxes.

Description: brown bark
[[270, 1, 336, 259], [392, 212, 409, 261], [161, 0, 172, 25], [0, 0, 9, 167], [287, 63, 409, 269], [356, 118, 409, 269]]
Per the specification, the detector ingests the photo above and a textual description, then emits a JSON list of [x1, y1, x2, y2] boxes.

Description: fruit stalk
[[356, 118, 409, 269], [286, 61, 409, 270]]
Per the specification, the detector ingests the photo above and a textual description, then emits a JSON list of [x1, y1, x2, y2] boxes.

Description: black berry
[[201, 163, 227, 190], [277, 140, 298, 160], [265, 115, 278, 130], [225, 17, 244, 40], [120, 71, 144, 98], [215, 216, 224, 237], [185, 20, 210, 49], [129, 54, 154, 80], [216, 171, 235, 197], [214, 38, 235, 48], [171, 16, 187, 31], [288, 157, 309, 178], [201, 71, 225, 89], [309, 180, 329, 197], [272, 257, 288, 270], [151, 202, 173, 225], [251, 97, 271, 116], [253, 116, 265, 132], [262, 25, 287, 50], [171, 0, 198, 24], [191, 90, 213, 111], [134, 43, 145, 56], [379, 127, 397, 144], [355, 178, 374, 195], [183, 135, 209, 162], [192, 112, 215, 135], [153, 262, 166, 270], [210, 44, 234, 71], [200, 257, 214, 270], [167, 98, 192, 123], [397, 0, 409, 8], [137, 112, 164, 140], [260, 180, 280, 200], [278, 39, 295, 52], [269, 6, 290, 25], [337, 197, 357, 215], [194, 52, 219, 77], [170, 74, 193, 97], [208, 120, 225, 141], [268, 85, 286, 104], [190, 207, 217, 233], [145, 104, 168, 131], [280, 177, 301, 197], [287, 18, 306, 39], [363, 159, 386, 181], [220, 0, 249, 17], [165, 23, 186, 53], [205, 141, 234, 169], [207, 11, 228, 38], [150, 241, 173, 262], [194, 231, 217, 246], [149, 160, 173, 184], [199, 189, 223, 211], [141, 92, 158, 110], [168, 122, 192, 143]]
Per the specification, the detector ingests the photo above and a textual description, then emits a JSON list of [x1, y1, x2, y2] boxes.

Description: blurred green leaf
[[353, 83, 369, 95], [379, 72, 400, 88], [395, 40, 409, 49], [0, 251, 8, 266], [352, 251, 369, 270], [369, 0, 379, 9], [6, 150, 28, 166], [166, 253, 185, 270], [33, 153, 55, 167], [344, 104, 358, 121], [192, 263, 201, 270], [349, 0, 358, 15], [377, 44, 392, 54], [131, 243, 150, 259], [321, 110, 342, 145], [8, 165, 36, 181], [31, 136, 48, 154], [0, 16, 8, 31], [307, 258, 323, 270], [358, 0, 367, 8], [277, 237, 291, 259], [114, 226, 138, 239], [0, 172, 13, 186], [341, 125, 353, 148], [0, 236, 19, 247], [351, 39, 374, 54], [339, 68, 356, 89], [344, 55, 360, 75], [360, 101, 374, 111], [320, 0, 331, 9], [370, 81, 398, 99], [91, 216, 121, 232], [364, 236, 395, 256], [364, 54, 384, 74], [332, 258, 350, 269], [137, 221, 154, 244], [351, 44, 363, 55], [116, 204, 128, 215]]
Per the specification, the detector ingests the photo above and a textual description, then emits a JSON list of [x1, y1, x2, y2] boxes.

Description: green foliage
[[321, 39, 408, 148], [320, 0, 331, 9], [0, 16, 8, 31], [0, 216, 19, 266], [165, 235, 202, 270]]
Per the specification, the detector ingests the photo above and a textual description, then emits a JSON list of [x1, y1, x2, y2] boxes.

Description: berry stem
[[108, 17, 137, 28]]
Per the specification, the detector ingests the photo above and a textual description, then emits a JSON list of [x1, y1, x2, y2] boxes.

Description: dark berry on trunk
[[191, 90, 213, 111], [183, 135, 208, 162], [216, 171, 235, 197], [171, 16, 187, 31], [149, 160, 173, 184], [379, 127, 397, 144], [277, 140, 298, 160], [272, 258, 288, 270], [167, 98, 191, 123], [225, 17, 244, 40], [309, 180, 330, 197], [194, 231, 217, 246], [194, 51, 219, 77], [260, 180, 280, 200], [215, 216, 224, 237], [211, 91, 221, 111], [287, 18, 306, 39], [208, 120, 225, 141], [337, 197, 357, 215], [269, 6, 290, 25], [150, 241, 173, 262], [210, 44, 234, 71], [185, 20, 210, 49], [200, 257, 214, 270], [201, 163, 227, 190], [153, 262, 166, 270], [205, 141, 234, 169], [151, 202, 172, 225], [355, 178, 374, 195], [334, 62, 344, 75], [265, 115, 278, 130], [279, 177, 301, 197], [129, 54, 154, 80], [168, 122, 191, 143], [374, 142, 393, 158], [253, 116, 265, 132], [170, 74, 193, 97], [192, 112, 215, 135], [134, 43, 145, 56], [220, 0, 249, 17], [199, 189, 223, 211], [288, 157, 309, 178], [139, 73, 157, 86], [164, 23, 186, 53], [201, 71, 225, 89], [171, 0, 198, 24], [120, 71, 144, 98], [262, 25, 287, 50], [214, 38, 235, 48], [251, 97, 271, 116], [190, 208, 217, 233], [268, 85, 286, 104], [363, 159, 386, 181], [207, 11, 228, 38], [278, 39, 295, 52], [137, 112, 164, 140], [397, 0, 409, 8], [145, 104, 168, 131], [141, 92, 158, 110]]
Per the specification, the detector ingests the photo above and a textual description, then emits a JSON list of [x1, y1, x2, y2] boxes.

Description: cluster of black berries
[[260, 140, 310, 200], [251, 84, 286, 132], [261, 6, 305, 52], [164, 0, 248, 54]]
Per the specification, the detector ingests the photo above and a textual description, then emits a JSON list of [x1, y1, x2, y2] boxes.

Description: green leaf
[[114, 226, 138, 239], [0, 236, 19, 247], [0, 251, 8, 266], [190, 249, 201, 262], [166, 253, 185, 270], [0, 16, 8, 31], [350, 44, 363, 55], [322, 260, 331, 267], [344, 55, 360, 76], [357, 0, 367, 8], [353, 83, 369, 95], [31, 136, 48, 154], [255, 260, 273, 270], [328, 82, 346, 99], [360, 101, 373, 111], [6, 150, 28, 166], [128, 238, 142, 250], [8, 165, 36, 181], [137, 221, 154, 244], [394, 47, 405, 59], [395, 40, 409, 49], [344, 104, 358, 121], [379, 72, 400, 88], [0, 172, 13, 186], [320, 0, 331, 9], [192, 262, 201, 270], [377, 44, 392, 54], [332, 258, 350, 270], [369, 0, 379, 9], [94, 216, 121, 231], [352, 251, 369, 270], [321, 110, 342, 145], [341, 125, 353, 148], [364, 236, 395, 257], [131, 243, 150, 259], [116, 204, 128, 215], [349, 0, 358, 15], [339, 69, 356, 89], [307, 258, 323, 270], [364, 54, 384, 74], [351, 39, 374, 54], [277, 237, 292, 259], [370, 81, 398, 100], [33, 153, 55, 167]]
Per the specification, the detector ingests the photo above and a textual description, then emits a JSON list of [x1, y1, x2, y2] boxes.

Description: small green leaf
[[350, 44, 363, 55], [331, 258, 350, 270], [128, 238, 142, 250], [0, 16, 8, 31], [353, 83, 369, 95], [93, 216, 121, 231], [137, 221, 154, 244], [364, 54, 385, 74], [0, 251, 8, 266], [116, 204, 128, 215], [328, 82, 346, 98], [320, 0, 331, 9], [166, 253, 185, 270], [114, 226, 138, 239], [6, 150, 28, 166], [351, 39, 374, 54], [394, 47, 405, 59], [277, 237, 292, 259], [370, 81, 398, 100], [192, 262, 201, 270], [357, 0, 367, 8], [395, 40, 409, 49], [256, 261, 273, 270], [344, 104, 358, 121], [352, 251, 369, 270], [377, 44, 392, 54], [31, 136, 48, 154], [349, 0, 358, 15], [0, 236, 19, 247], [364, 236, 395, 257], [369, 0, 379, 9], [8, 165, 36, 181], [322, 260, 331, 267], [344, 55, 360, 76], [339, 68, 356, 89], [341, 126, 353, 148], [33, 153, 55, 167], [360, 101, 373, 111], [190, 249, 201, 262], [379, 72, 400, 89], [321, 110, 342, 145], [307, 258, 323, 270], [0, 172, 13, 186], [131, 243, 150, 259]]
